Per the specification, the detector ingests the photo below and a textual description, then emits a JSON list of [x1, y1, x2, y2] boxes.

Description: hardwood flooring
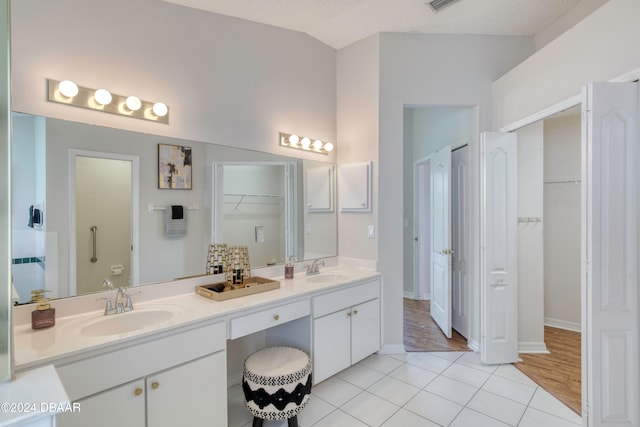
[[515, 326, 582, 415], [403, 298, 469, 352], [403, 299, 582, 416]]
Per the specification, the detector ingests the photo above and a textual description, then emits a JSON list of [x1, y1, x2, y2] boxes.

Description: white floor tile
[[358, 354, 405, 374], [466, 390, 526, 426], [337, 364, 386, 389], [481, 374, 537, 405], [493, 364, 538, 387], [298, 396, 337, 427], [428, 351, 465, 362], [388, 363, 438, 388], [381, 408, 441, 427], [424, 375, 479, 406], [442, 362, 492, 388], [228, 388, 253, 427], [449, 408, 512, 427], [367, 375, 421, 407], [404, 390, 464, 426], [388, 352, 416, 362], [518, 407, 582, 427], [456, 351, 499, 374], [407, 352, 454, 374], [528, 388, 582, 424], [312, 409, 369, 427], [312, 376, 363, 407], [340, 392, 400, 427]]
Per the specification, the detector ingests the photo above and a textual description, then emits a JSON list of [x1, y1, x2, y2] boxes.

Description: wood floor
[[403, 298, 581, 415], [403, 298, 469, 352], [515, 326, 582, 415]]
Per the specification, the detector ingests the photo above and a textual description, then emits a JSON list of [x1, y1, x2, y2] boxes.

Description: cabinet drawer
[[57, 321, 226, 401], [313, 279, 380, 318], [229, 299, 310, 339]]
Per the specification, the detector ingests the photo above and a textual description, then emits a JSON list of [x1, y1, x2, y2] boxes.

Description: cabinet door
[[146, 351, 227, 427], [313, 310, 351, 384], [57, 379, 145, 427], [351, 299, 381, 364]]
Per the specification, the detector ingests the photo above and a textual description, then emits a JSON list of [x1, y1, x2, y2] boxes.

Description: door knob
[[134, 388, 143, 396], [151, 381, 160, 390]]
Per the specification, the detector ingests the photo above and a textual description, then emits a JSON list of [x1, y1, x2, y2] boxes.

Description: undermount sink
[[306, 273, 348, 283], [79, 306, 179, 337]]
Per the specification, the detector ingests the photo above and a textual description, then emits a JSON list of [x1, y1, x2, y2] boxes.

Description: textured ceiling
[[163, 0, 584, 49]]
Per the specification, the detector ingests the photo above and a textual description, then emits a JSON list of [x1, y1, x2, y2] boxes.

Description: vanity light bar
[[47, 79, 169, 124], [279, 132, 334, 155]]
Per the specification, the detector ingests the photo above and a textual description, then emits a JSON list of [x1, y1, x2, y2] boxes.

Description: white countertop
[[0, 365, 69, 426], [14, 262, 380, 371]]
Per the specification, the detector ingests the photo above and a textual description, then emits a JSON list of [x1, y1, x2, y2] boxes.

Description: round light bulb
[[125, 96, 142, 111], [94, 89, 112, 106], [313, 139, 323, 150], [324, 142, 334, 152], [301, 137, 311, 148], [288, 134, 299, 146], [58, 80, 78, 98], [152, 102, 168, 117]]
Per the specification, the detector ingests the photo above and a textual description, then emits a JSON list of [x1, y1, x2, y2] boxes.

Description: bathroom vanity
[[12, 259, 381, 426]]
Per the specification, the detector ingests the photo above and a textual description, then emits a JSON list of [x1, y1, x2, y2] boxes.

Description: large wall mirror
[[11, 113, 337, 303]]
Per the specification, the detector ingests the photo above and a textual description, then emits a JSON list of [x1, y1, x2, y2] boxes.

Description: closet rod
[[544, 179, 581, 185]]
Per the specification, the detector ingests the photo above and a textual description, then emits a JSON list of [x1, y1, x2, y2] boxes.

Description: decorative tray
[[195, 276, 280, 301]]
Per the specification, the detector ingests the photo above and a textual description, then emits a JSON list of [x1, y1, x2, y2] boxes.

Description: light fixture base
[[279, 132, 332, 155], [47, 79, 169, 124]]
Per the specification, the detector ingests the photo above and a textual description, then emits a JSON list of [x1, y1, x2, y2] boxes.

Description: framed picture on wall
[[158, 143, 192, 189]]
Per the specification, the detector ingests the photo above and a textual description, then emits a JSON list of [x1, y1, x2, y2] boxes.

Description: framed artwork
[[158, 143, 192, 189]]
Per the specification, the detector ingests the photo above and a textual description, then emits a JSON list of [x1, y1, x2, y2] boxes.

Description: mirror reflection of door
[[74, 155, 134, 294]]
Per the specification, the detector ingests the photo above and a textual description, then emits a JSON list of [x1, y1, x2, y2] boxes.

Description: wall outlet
[[368, 225, 375, 239], [255, 226, 265, 243]]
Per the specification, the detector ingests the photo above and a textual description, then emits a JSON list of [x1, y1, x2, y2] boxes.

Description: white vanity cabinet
[[312, 278, 381, 383], [56, 321, 227, 427]]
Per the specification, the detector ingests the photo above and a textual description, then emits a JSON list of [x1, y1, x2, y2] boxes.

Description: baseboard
[[378, 344, 407, 355], [403, 291, 415, 299], [403, 291, 430, 300], [518, 341, 550, 354], [467, 338, 479, 352], [545, 317, 581, 333]]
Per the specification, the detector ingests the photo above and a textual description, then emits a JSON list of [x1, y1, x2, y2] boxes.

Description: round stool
[[242, 346, 312, 427]]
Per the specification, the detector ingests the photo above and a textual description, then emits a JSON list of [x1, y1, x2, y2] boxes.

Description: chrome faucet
[[102, 285, 134, 315], [306, 259, 325, 276]]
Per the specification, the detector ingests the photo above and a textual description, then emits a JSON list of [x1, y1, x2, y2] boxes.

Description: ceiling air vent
[[428, 0, 461, 12]]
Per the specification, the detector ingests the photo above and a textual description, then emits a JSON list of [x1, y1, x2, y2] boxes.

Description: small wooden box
[[196, 276, 280, 301]]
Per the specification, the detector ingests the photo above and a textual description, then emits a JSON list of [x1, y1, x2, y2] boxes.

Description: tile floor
[[228, 351, 582, 427]]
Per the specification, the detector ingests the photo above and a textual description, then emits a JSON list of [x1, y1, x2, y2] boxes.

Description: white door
[[351, 299, 381, 364], [452, 145, 469, 339], [415, 159, 431, 300], [430, 145, 452, 338], [582, 82, 639, 426], [480, 132, 518, 365]]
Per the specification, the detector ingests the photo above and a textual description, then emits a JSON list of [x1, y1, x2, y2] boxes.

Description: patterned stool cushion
[[242, 347, 312, 421]]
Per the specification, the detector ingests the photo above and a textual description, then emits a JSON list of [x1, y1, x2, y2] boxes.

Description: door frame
[[68, 149, 140, 296]]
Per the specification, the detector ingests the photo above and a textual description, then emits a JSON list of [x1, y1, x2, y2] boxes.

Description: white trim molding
[[544, 317, 581, 333], [377, 344, 407, 355], [518, 341, 550, 354]]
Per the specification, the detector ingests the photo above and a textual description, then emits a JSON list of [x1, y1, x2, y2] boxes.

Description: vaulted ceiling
[[163, 0, 590, 49]]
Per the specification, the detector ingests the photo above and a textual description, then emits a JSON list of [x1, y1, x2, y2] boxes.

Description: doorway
[[403, 105, 475, 351], [69, 150, 140, 295]]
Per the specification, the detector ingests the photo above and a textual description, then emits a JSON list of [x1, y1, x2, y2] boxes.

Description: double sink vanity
[[11, 258, 382, 426]]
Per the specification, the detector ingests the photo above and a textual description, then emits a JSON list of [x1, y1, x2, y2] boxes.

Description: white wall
[[493, 0, 640, 130], [376, 33, 534, 350], [515, 121, 546, 352], [11, 0, 337, 162], [543, 114, 581, 330], [336, 35, 379, 262]]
